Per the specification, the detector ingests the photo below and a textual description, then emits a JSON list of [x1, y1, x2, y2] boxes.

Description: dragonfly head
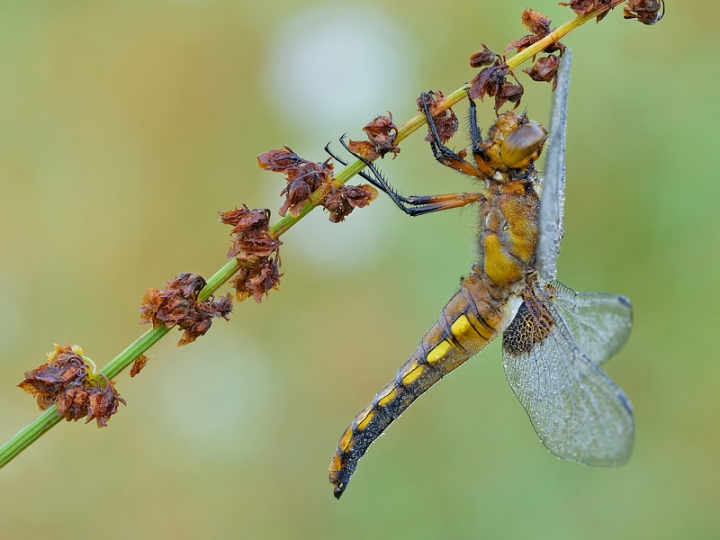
[[500, 119, 548, 170]]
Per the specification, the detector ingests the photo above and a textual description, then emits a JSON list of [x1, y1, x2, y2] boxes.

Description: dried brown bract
[[258, 147, 335, 218], [624, 0, 664, 24], [506, 9, 565, 56], [523, 7, 552, 35], [221, 204, 283, 303], [469, 62, 525, 114], [18, 343, 126, 427], [559, 0, 623, 22], [85, 377, 125, 427], [175, 292, 233, 346], [341, 184, 379, 210], [232, 255, 282, 303], [469, 43, 498, 68], [220, 205, 281, 260], [323, 184, 379, 223], [524, 54, 561, 91], [256, 146, 304, 172], [259, 145, 379, 224], [417, 91, 459, 143], [347, 114, 400, 160], [140, 273, 233, 345], [129, 354, 149, 378], [19, 344, 87, 411]]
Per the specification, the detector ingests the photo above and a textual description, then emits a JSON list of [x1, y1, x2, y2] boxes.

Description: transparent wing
[[536, 51, 572, 282], [550, 281, 632, 366], [501, 279, 634, 467]]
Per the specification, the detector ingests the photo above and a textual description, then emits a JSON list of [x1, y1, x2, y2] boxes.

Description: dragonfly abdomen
[[329, 270, 515, 498]]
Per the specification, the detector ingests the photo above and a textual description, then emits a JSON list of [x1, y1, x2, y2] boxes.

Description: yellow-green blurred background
[[1, 1, 718, 538]]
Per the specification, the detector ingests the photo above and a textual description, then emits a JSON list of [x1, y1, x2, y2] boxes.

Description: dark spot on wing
[[502, 300, 553, 356]]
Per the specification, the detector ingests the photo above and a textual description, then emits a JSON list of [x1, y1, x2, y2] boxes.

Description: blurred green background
[[1, 1, 718, 538]]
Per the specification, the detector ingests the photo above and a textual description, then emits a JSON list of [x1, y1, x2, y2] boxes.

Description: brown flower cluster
[[624, 0, 664, 24], [559, 0, 624, 23], [18, 343, 126, 427], [258, 146, 378, 224], [220, 205, 282, 303], [258, 147, 334, 218], [506, 9, 565, 55], [417, 91, 460, 143], [347, 114, 400, 160], [506, 9, 567, 91], [524, 54, 562, 91], [221, 206, 280, 260], [468, 48, 525, 114], [323, 184, 379, 223], [140, 273, 233, 345]]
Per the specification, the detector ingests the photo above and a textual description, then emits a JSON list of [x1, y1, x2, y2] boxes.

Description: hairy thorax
[[478, 179, 539, 290]]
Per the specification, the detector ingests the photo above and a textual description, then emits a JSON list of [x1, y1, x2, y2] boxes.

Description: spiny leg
[[324, 142, 386, 191], [467, 89, 485, 157], [419, 91, 485, 178], [337, 137, 482, 217], [325, 139, 416, 214]]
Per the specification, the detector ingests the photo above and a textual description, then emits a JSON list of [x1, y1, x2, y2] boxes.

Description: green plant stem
[[0, 4, 612, 470]]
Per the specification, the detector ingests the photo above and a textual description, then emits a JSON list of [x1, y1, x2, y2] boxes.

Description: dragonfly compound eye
[[500, 122, 547, 169]]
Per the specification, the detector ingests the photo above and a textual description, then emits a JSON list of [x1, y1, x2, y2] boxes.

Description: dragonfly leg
[[334, 137, 482, 217], [467, 89, 485, 157], [419, 91, 488, 178]]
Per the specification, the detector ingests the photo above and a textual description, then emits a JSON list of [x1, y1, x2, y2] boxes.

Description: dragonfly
[[328, 51, 634, 499]]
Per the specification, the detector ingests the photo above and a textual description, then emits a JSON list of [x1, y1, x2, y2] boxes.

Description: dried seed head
[[221, 203, 283, 303], [258, 147, 336, 217], [469, 44, 497, 68], [469, 63, 525, 115], [322, 184, 379, 223], [506, 8, 565, 55], [522, 8, 552, 35], [559, 0, 624, 22], [18, 343, 126, 427], [85, 377, 126, 428], [257, 146, 304, 172], [19, 343, 87, 410], [221, 205, 282, 261], [220, 206, 271, 236], [469, 63, 507, 100], [347, 114, 400, 160], [523, 54, 562, 91], [232, 255, 282, 303], [624, 0, 664, 24], [140, 273, 233, 345]]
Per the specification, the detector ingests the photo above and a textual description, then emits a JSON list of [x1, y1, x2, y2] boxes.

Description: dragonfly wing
[[501, 280, 634, 467], [536, 50, 571, 282], [549, 281, 632, 366]]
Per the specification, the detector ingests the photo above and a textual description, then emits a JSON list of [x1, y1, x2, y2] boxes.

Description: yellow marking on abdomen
[[377, 388, 398, 407], [454, 313, 493, 341], [339, 426, 354, 452], [450, 315, 471, 338], [400, 360, 425, 386], [427, 340, 452, 365], [356, 408, 376, 431]]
